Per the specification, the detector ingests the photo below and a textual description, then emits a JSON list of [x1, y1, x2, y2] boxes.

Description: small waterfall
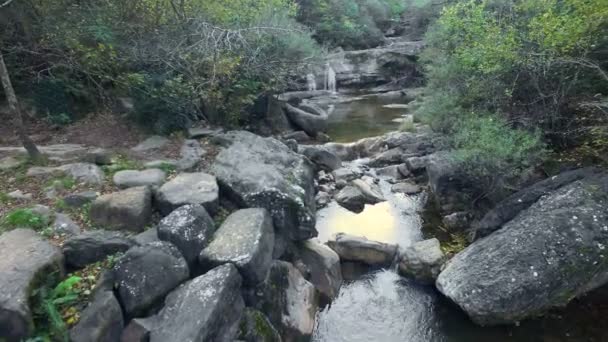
[[324, 64, 337, 93], [306, 73, 317, 92]]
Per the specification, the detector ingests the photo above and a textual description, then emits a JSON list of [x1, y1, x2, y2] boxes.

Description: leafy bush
[[1, 208, 50, 232]]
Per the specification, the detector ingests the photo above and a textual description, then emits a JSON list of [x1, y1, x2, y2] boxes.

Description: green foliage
[[102, 156, 142, 176], [30, 276, 82, 342], [1, 208, 49, 233]]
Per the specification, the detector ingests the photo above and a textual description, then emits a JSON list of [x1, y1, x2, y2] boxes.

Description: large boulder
[[0, 229, 64, 341], [284, 103, 328, 137], [69, 290, 124, 342], [158, 204, 216, 268], [139, 264, 245, 342], [237, 308, 282, 342], [425, 151, 479, 210], [113, 241, 189, 318], [63, 230, 134, 269], [299, 146, 342, 172], [211, 131, 317, 241], [90, 186, 152, 232], [155, 172, 219, 215], [299, 240, 343, 301], [253, 261, 318, 341], [113, 169, 166, 189], [199, 209, 274, 286], [176, 139, 205, 171], [398, 238, 445, 284], [436, 174, 608, 326], [335, 179, 385, 213], [327, 233, 397, 266]]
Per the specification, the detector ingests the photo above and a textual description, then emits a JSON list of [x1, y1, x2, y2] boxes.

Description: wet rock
[[253, 261, 318, 341], [177, 139, 205, 171], [158, 204, 215, 268], [442, 212, 472, 232], [391, 182, 422, 195], [300, 146, 342, 172], [327, 233, 398, 266], [51, 213, 81, 237], [237, 308, 282, 342], [283, 130, 312, 143], [315, 191, 331, 208], [336, 179, 385, 213], [69, 290, 124, 342], [283, 139, 298, 153], [199, 209, 274, 286], [299, 240, 343, 301], [340, 261, 371, 282], [141, 264, 245, 342], [398, 238, 445, 284], [113, 241, 189, 319], [155, 172, 219, 215], [367, 148, 407, 167], [90, 186, 152, 232], [436, 175, 608, 325], [211, 131, 316, 241], [132, 136, 169, 152], [375, 165, 403, 179], [113, 169, 166, 189], [0, 229, 64, 341], [63, 190, 98, 208], [284, 103, 328, 137], [63, 230, 135, 269], [133, 227, 160, 246]]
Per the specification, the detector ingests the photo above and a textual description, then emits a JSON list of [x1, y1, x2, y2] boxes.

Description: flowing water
[[311, 92, 606, 342]]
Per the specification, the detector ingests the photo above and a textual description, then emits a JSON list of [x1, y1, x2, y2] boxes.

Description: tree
[[0, 48, 42, 161]]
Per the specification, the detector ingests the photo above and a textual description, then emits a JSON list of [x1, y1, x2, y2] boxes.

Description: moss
[[1, 208, 50, 233], [102, 155, 143, 177]]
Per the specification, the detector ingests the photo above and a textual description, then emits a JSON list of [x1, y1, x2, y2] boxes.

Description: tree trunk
[[0, 49, 42, 160]]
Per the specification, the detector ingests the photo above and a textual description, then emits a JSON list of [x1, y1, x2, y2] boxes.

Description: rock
[[335, 179, 385, 213], [90, 186, 152, 232], [315, 191, 331, 208], [177, 139, 205, 171], [69, 290, 124, 342], [284, 103, 328, 137], [113, 241, 189, 318], [340, 261, 371, 282], [143, 159, 178, 170], [375, 165, 403, 179], [367, 148, 406, 167], [29, 204, 53, 222], [237, 308, 282, 342], [63, 230, 135, 269], [63, 191, 98, 208], [283, 139, 298, 153], [0, 229, 64, 341], [199, 209, 274, 286], [158, 204, 215, 268], [316, 132, 331, 143], [299, 240, 342, 301], [473, 168, 597, 240], [83, 148, 113, 165], [404, 155, 430, 175], [132, 136, 169, 152], [7, 190, 32, 200], [141, 264, 245, 342], [121, 319, 152, 342], [155, 172, 219, 215], [436, 175, 608, 325], [0, 156, 22, 170], [277, 90, 331, 102], [297, 102, 326, 117], [391, 182, 422, 195], [300, 146, 342, 172], [327, 233, 397, 266], [188, 127, 222, 139], [397, 163, 411, 178], [398, 238, 445, 284], [442, 212, 472, 232], [51, 213, 81, 236], [332, 167, 362, 183], [211, 131, 316, 241], [426, 152, 480, 210], [27, 163, 105, 186], [113, 169, 166, 189], [0, 144, 95, 163], [133, 227, 160, 246], [253, 261, 318, 341], [283, 131, 311, 143]]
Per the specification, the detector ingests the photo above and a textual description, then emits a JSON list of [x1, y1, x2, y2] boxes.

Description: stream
[[310, 92, 603, 342]]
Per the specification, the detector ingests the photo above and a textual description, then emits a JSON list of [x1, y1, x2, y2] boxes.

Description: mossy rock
[[238, 308, 281, 342]]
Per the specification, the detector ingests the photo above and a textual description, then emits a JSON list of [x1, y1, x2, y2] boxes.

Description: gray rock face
[[63, 191, 98, 208], [51, 213, 81, 237], [398, 238, 445, 284], [63, 230, 135, 269], [300, 146, 342, 172], [155, 172, 219, 215], [113, 169, 166, 189], [143, 264, 245, 342], [158, 204, 215, 268], [253, 261, 318, 341], [69, 290, 124, 342], [299, 240, 342, 301], [332, 167, 362, 183], [335, 179, 385, 213], [211, 131, 317, 241], [237, 308, 282, 342], [133, 228, 160, 246], [177, 139, 205, 171], [27, 163, 105, 185], [200, 209, 274, 286], [426, 152, 477, 210], [131, 136, 169, 152], [327, 233, 398, 266], [0, 229, 64, 341], [436, 175, 608, 326], [90, 186, 152, 232], [284, 103, 328, 137], [368, 148, 406, 167], [113, 241, 189, 319]]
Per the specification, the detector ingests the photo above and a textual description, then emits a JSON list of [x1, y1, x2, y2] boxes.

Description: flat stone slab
[[199, 208, 274, 286], [327, 233, 398, 266], [155, 172, 219, 215], [113, 169, 166, 189], [27, 163, 105, 185], [0, 229, 65, 341], [90, 186, 152, 232]]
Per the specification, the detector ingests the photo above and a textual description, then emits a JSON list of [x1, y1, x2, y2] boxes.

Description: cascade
[[306, 73, 317, 91], [324, 64, 337, 93]]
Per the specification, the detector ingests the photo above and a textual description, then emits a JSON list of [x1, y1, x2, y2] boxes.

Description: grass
[[156, 162, 177, 174], [45, 176, 77, 191], [400, 120, 417, 133], [0, 208, 50, 233], [102, 155, 143, 177], [0, 191, 8, 204]]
